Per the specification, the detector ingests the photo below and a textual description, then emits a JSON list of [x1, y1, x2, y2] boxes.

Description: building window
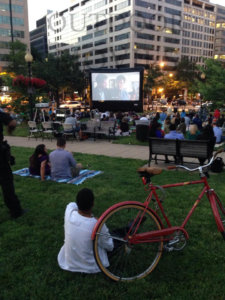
[[115, 32, 130, 41]]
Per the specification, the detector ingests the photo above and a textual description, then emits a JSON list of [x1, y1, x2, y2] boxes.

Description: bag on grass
[[210, 157, 224, 173]]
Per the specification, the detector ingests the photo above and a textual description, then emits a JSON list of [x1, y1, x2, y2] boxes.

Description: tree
[[6, 40, 27, 75], [33, 53, 84, 107], [175, 57, 197, 88], [163, 76, 181, 99], [196, 59, 225, 105], [143, 64, 163, 108]]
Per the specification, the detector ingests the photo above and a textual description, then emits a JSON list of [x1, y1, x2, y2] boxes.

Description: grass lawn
[[1, 147, 225, 300]]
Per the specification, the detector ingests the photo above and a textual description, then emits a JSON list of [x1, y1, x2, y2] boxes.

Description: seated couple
[[29, 137, 82, 181]]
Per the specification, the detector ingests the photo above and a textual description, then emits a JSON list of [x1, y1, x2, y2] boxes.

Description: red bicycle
[[91, 150, 225, 282]]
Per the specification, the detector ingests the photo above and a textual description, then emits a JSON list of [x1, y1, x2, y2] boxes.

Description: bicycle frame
[[129, 175, 225, 245]]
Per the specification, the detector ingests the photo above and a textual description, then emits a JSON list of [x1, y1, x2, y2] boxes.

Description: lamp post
[[200, 73, 206, 108], [25, 52, 34, 120]]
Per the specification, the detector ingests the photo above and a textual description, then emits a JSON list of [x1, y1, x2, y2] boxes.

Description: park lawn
[[1, 147, 225, 300]]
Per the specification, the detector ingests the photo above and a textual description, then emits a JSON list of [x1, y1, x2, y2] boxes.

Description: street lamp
[[25, 52, 34, 120]]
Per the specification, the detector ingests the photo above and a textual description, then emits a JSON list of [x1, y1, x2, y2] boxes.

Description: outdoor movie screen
[[91, 71, 141, 102]]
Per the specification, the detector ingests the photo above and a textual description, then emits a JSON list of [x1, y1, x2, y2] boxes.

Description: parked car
[[59, 101, 81, 109]]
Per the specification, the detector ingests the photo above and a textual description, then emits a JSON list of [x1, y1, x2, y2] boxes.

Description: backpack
[[210, 157, 224, 173]]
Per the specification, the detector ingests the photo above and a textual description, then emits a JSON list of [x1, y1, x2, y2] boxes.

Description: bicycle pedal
[[163, 245, 174, 252]]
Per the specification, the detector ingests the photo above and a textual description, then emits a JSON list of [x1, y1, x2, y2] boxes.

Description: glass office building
[[0, 0, 30, 71]]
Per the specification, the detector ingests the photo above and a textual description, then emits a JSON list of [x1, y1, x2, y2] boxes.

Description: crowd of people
[[148, 108, 225, 144]]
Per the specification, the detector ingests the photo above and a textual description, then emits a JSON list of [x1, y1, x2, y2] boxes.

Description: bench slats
[[149, 137, 212, 166]]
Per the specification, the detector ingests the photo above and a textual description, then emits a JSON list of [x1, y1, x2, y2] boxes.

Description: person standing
[[49, 137, 82, 180], [0, 110, 25, 218]]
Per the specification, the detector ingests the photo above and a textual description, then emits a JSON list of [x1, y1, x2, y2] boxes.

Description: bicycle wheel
[[214, 193, 225, 239], [93, 203, 163, 281]]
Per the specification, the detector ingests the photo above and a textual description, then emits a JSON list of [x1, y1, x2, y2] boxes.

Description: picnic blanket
[[13, 168, 103, 185]]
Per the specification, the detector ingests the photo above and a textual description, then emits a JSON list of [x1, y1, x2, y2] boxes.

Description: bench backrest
[[179, 140, 211, 158], [149, 137, 212, 159], [149, 138, 178, 155]]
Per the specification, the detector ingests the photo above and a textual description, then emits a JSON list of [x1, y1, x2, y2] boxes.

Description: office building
[[182, 0, 216, 64], [46, 0, 224, 71], [47, 0, 182, 71], [0, 0, 30, 71], [30, 16, 48, 59], [214, 4, 225, 62]]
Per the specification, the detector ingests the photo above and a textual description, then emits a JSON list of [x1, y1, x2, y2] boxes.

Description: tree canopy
[[196, 59, 225, 104]]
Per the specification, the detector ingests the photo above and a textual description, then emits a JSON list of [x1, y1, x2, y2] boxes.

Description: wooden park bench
[[149, 137, 214, 166]]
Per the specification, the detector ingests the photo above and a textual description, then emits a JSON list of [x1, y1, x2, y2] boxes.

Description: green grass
[[1, 147, 225, 299], [3, 122, 28, 138]]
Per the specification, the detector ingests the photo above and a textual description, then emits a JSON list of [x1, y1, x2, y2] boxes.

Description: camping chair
[[62, 123, 77, 141], [41, 122, 54, 140], [28, 121, 42, 140]]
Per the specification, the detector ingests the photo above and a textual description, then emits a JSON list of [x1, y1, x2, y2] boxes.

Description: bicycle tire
[[214, 193, 225, 240], [93, 203, 163, 282]]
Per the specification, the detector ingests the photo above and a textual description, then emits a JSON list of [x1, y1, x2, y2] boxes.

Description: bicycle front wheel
[[214, 193, 225, 239], [93, 203, 163, 282]]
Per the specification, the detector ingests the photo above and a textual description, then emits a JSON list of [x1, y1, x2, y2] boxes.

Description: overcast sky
[[28, 0, 71, 30], [28, 0, 225, 31]]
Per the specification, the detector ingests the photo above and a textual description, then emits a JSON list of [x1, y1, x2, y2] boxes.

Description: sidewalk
[[6, 136, 149, 161]]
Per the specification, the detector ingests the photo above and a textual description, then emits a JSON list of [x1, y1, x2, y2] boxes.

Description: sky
[[28, 0, 225, 31], [28, 0, 71, 30]]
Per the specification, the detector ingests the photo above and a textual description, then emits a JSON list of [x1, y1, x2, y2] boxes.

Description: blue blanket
[[13, 168, 103, 185]]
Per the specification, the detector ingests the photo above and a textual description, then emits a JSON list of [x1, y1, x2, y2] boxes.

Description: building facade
[[0, 0, 30, 71], [30, 16, 48, 59], [45, 0, 224, 71], [214, 4, 225, 62], [182, 0, 216, 64]]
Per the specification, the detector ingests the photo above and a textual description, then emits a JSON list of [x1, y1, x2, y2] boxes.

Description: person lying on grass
[[57, 188, 113, 273]]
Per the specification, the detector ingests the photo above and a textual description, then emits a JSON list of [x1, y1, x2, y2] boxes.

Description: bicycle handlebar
[[167, 149, 224, 172]]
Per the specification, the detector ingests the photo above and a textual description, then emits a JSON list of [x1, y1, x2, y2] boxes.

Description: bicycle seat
[[137, 167, 162, 177]]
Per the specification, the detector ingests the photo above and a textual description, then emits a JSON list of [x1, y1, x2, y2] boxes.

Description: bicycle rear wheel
[[93, 203, 163, 281]]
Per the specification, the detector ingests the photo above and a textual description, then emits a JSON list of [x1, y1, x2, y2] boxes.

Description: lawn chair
[[62, 123, 77, 141], [28, 121, 42, 140], [42, 122, 54, 140], [96, 121, 116, 141], [82, 120, 99, 141]]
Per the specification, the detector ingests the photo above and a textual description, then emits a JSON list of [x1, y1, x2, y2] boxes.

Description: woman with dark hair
[[29, 144, 51, 181]]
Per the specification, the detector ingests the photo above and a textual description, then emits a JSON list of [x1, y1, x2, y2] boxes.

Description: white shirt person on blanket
[[57, 188, 113, 273]]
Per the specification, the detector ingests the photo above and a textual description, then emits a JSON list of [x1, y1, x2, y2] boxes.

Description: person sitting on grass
[[57, 188, 113, 273], [29, 144, 51, 181], [49, 137, 82, 180]]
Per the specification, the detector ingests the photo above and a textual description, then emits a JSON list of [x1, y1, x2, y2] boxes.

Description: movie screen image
[[91, 71, 140, 101]]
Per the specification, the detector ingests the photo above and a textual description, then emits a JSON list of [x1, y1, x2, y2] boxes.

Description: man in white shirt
[[57, 188, 113, 273]]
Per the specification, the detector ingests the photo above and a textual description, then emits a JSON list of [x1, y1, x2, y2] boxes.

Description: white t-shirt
[[57, 203, 113, 273]]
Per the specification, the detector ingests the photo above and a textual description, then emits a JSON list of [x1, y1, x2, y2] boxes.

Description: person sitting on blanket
[[29, 144, 51, 181], [57, 188, 113, 273], [49, 137, 82, 180]]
